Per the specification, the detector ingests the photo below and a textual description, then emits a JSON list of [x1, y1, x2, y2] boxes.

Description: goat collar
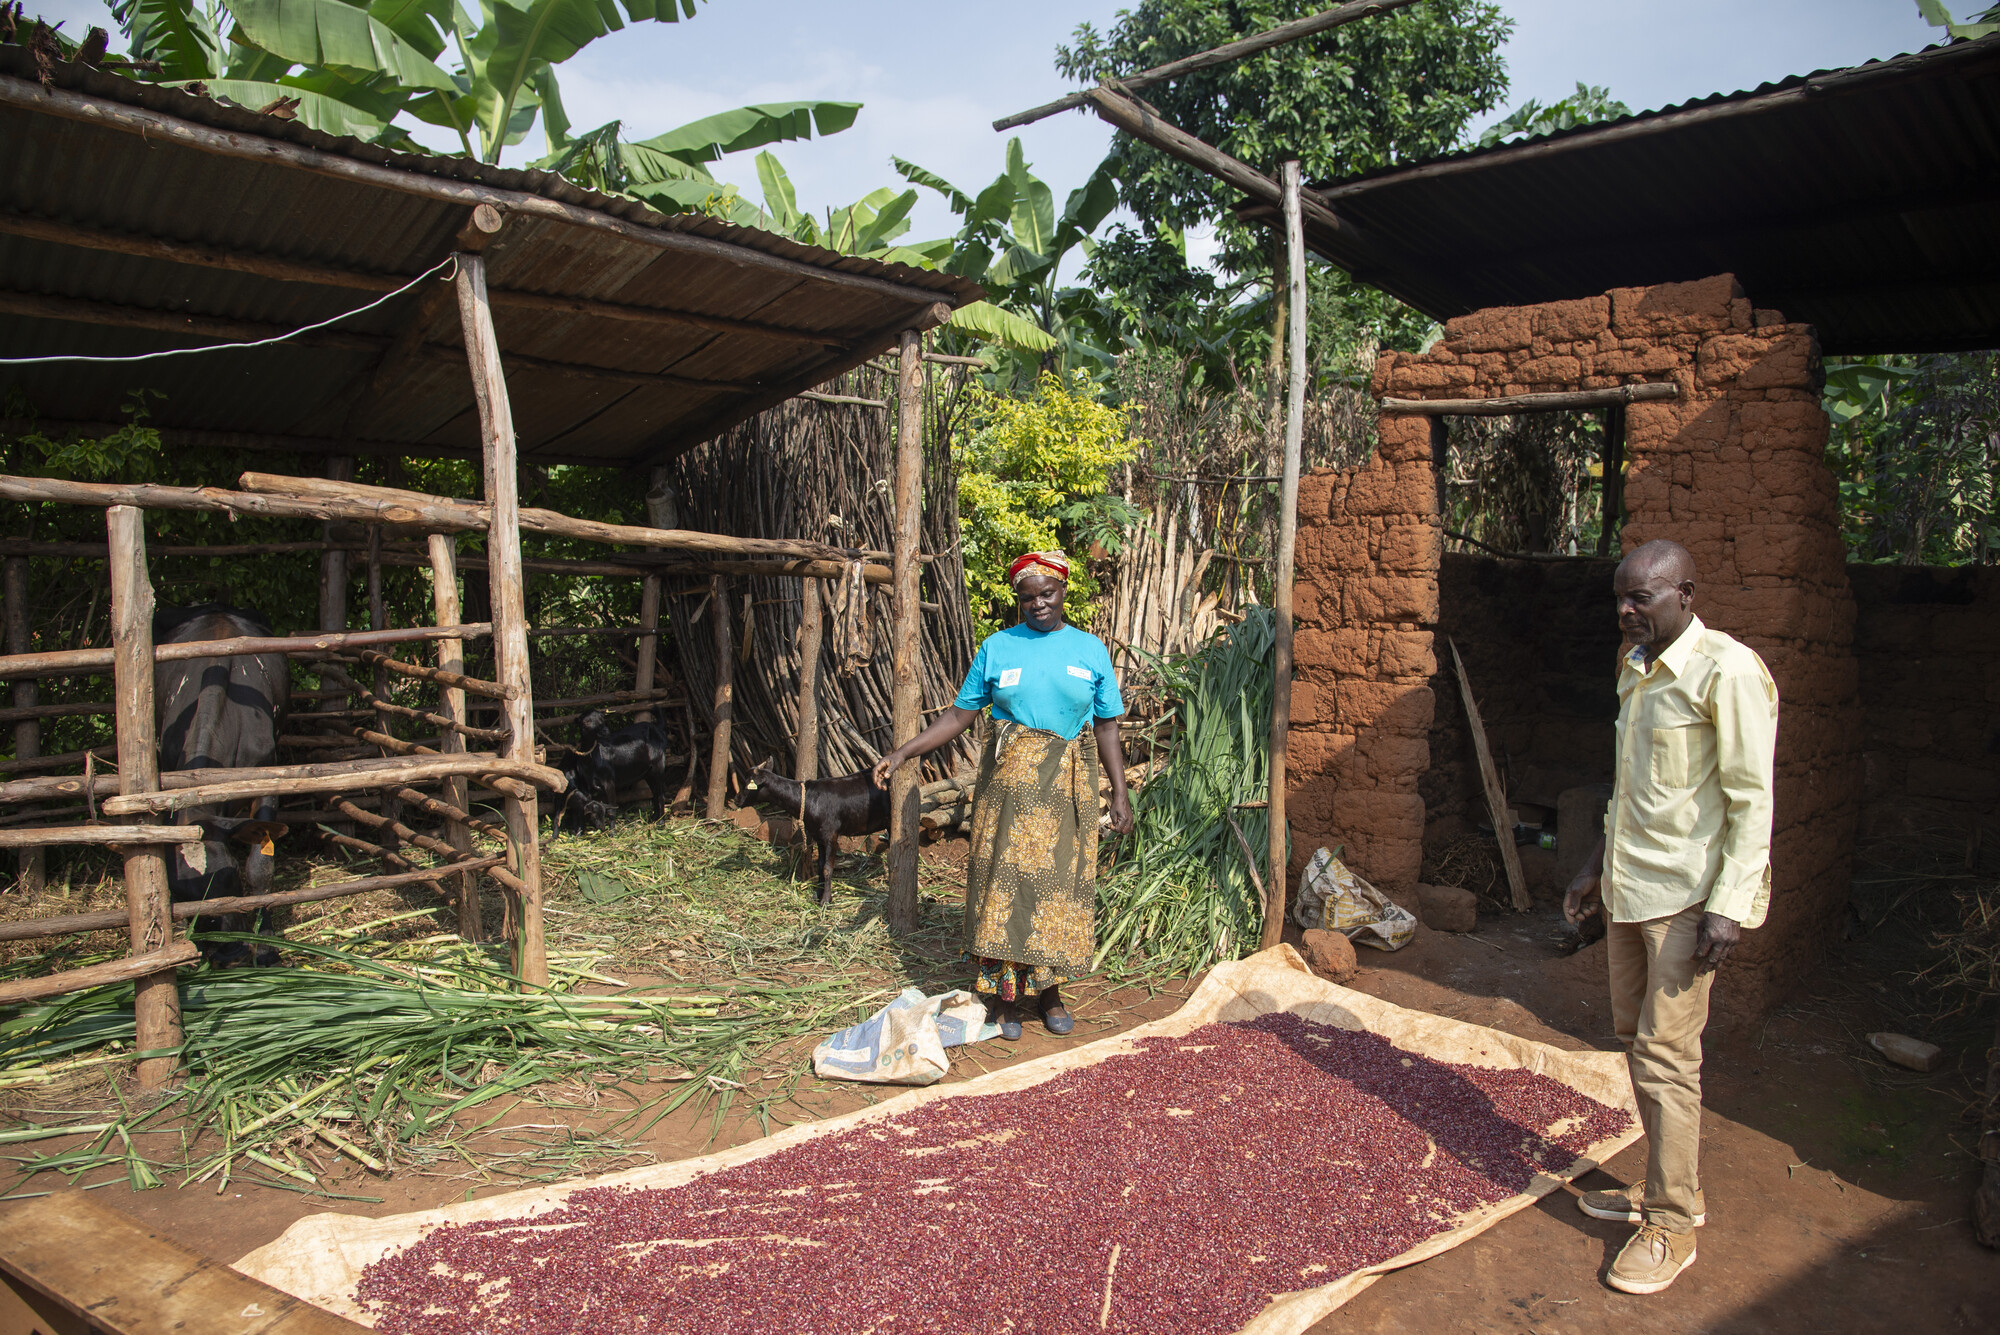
[[572, 741, 598, 757]]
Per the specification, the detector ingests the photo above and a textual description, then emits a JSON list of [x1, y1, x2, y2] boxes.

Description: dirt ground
[[5, 860, 1995, 1332]]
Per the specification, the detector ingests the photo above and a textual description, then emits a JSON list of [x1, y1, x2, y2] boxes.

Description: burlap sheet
[[235, 944, 1641, 1332]]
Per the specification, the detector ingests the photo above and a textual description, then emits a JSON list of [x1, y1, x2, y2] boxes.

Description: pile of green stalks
[[0, 929, 869, 1202], [1095, 606, 1277, 978]]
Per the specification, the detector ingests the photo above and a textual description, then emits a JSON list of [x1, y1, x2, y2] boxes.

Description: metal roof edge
[[0, 45, 982, 306]]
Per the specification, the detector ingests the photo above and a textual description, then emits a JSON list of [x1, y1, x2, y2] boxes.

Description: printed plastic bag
[[812, 987, 1000, 1086], [1295, 847, 1417, 951]]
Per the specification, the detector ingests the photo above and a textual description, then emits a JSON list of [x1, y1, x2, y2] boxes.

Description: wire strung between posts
[[0, 255, 460, 366]]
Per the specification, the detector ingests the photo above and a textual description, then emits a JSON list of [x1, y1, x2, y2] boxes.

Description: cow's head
[[169, 814, 287, 966]]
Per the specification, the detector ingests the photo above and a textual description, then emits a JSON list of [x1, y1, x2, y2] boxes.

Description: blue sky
[[32, 1, 1947, 266]]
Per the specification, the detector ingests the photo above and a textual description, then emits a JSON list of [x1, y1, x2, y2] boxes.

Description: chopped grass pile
[[1095, 607, 1275, 977]]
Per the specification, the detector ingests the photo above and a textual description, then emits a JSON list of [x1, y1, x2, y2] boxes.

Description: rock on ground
[[1417, 883, 1479, 933], [1300, 928, 1359, 983]]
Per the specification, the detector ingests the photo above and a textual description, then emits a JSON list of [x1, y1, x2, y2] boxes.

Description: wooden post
[[1263, 160, 1307, 949], [705, 574, 733, 819], [5, 557, 42, 894], [317, 456, 354, 718], [1450, 637, 1532, 911], [634, 573, 661, 724], [106, 506, 181, 1087], [454, 252, 546, 987], [886, 329, 925, 935], [428, 534, 480, 941], [1597, 402, 1626, 557], [796, 577, 821, 783]]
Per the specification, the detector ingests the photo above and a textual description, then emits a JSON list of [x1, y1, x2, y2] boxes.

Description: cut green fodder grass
[[1, 821, 973, 1197], [1096, 607, 1276, 979]]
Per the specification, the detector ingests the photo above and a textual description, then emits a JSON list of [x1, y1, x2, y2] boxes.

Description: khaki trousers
[[1606, 902, 1713, 1234]]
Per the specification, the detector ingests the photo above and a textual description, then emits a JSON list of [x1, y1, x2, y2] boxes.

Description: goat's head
[[577, 711, 610, 747]]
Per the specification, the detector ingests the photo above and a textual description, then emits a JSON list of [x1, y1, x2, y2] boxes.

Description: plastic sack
[[812, 986, 1000, 1086], [1295, 847, 1417, 951]]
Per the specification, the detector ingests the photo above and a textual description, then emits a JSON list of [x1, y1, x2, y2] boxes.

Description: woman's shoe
[[995, 1001, 1023, 1041], [1039, 990, 1075, 1036]]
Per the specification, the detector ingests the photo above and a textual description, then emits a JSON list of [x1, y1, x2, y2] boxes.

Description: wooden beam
[[235, 473, 880, 564], [0, 752, 535, 805], [429, 533, 482, 942], [98, 756, 564, 816], [1379, 382, 1680, 415], [0, 471, 493, 531], [347, 646, 514, 701], [1265, 161, 1307, 949], [706, 574, 734, 821], [106, 506, 181, 1088], [994, 0, 1423, 129], [1449, 638, 1532, 912], [886, 329, 925, 935], [457, 250, 548, 988], [0, 940, 200, 1006], [0, 288, 759, 395], [0, 857, 506, 944], [797, 576, 822, 783], [1082, 86, 1374, 252], [0, 1192, 372, 1333], [0, 75, 967, 311], [634, 572, 662, 725], [1597, 402, 1626, 557], [0, 623, 494, 680], [0, 700, 109, 725], [5, 556, 42, 894], [0, 825, 200, 847]]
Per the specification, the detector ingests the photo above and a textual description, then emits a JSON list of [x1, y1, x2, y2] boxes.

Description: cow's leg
[[245, 799, 283, 966]]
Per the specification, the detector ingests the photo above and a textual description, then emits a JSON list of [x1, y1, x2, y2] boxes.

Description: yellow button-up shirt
[[1604, 615, 1779, 926]]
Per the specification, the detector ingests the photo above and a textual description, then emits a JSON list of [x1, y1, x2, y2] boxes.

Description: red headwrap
[[1007, 551, 1071, 588]]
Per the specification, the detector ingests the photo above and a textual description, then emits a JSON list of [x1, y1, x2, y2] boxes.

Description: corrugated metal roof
[[0, 47, 982, 469], [1236, 36, 2000, 355]]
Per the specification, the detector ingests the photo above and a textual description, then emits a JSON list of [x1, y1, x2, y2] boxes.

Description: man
[[1564, 539, 1778, 1295]]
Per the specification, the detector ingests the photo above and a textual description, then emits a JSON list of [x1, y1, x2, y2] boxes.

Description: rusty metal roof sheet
[[1237, 36, 2000, 355], [0, 48, 982, 470]]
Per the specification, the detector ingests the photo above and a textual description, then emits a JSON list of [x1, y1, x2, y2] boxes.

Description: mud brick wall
[[1848, 564, 2000, 840], [1425, 554, 1622, 842], [1286, 418, 1440, 894], [1301, 273, 1862, 1021]]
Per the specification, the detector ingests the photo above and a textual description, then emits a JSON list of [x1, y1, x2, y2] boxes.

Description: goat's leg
[[817, 832, 837, 907], [649, 750, 668, 823]]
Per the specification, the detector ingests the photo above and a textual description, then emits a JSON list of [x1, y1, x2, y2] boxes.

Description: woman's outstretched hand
[[871, 750, 902, 790]]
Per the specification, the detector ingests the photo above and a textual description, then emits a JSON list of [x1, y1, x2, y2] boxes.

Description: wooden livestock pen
[[0, 50, 978, 1083]]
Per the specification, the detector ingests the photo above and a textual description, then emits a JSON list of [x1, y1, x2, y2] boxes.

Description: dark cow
[[155, 603, 290, 966]]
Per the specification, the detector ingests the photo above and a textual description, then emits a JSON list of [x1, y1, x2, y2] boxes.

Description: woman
[[873, 551, 1135, 1039]]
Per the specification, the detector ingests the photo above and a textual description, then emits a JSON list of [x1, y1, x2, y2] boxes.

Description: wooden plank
[[0, 1194, 369, 1333], [0, 857, 507, 943], [98, 756, 564, 816], [106, 506, 181, 1088], [0, 623, 494, 680], [886, 329, 925, 935], [0, 825, 199, 847], [456, 251, 547, 989], [5, 555, 43, 894], [1378, 383, 1679, 416], [797, 576, 822, 783], [0, 939, 198, 1005], [706, 574, 734, 820], [1449, 638, 1532, 912], [1264, 161, 1307, 949], [429, 533, 482, 943]]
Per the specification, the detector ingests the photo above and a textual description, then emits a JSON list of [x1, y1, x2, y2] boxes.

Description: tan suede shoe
[[1606, 1223, 1697, 1295], [1577, 1180, 1707, 1226]]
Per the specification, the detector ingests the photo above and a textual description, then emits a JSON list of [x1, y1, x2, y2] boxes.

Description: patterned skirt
[[963, 719, 1100, 1000]]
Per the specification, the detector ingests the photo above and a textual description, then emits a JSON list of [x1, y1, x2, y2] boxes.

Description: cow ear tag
[[258, 837, 276, 858]]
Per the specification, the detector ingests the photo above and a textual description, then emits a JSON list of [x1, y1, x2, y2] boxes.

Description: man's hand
[[1106, 789, 1134, 836], [1563, 868, 1602, 926], [1693, 912, 1741, 974]]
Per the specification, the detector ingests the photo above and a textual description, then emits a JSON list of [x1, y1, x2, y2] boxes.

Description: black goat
[[552, 711, 671, 833], [748, 759, 890, 907]]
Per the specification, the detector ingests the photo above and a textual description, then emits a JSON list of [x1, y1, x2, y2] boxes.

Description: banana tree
[[894, 138, 1120, 375]]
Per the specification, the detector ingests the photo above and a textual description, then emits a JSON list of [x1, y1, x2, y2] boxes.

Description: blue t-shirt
[[953, 623, 1125, 739]]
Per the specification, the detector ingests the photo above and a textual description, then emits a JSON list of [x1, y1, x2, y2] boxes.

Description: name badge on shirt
[[1067, 665, 1092, 680], [998, 668, 1021, 688]]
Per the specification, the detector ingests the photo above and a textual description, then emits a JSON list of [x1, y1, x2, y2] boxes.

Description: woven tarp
[[235, 944, 1640, 1332]]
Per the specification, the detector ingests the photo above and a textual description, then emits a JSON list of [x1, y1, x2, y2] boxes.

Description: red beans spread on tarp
[[358, 1015, 1629, 1334]]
